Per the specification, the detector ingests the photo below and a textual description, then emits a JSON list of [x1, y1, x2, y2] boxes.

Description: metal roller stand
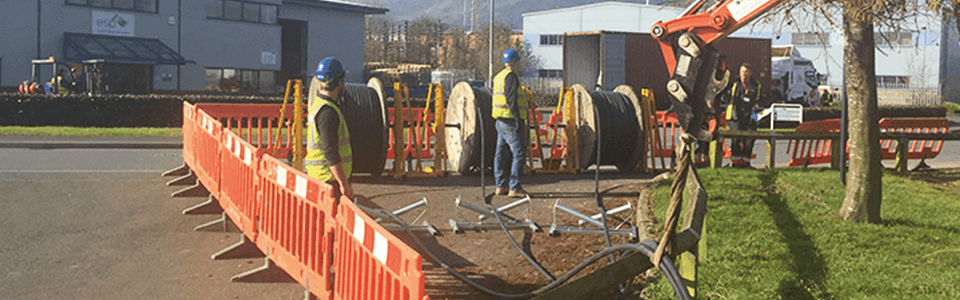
[[356, 197, 439, 236], [449, 196, 540, 234], [548, 202, 639, 240]]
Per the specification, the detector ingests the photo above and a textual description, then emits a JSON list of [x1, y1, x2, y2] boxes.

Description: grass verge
[[644, 167, 960, 299], [0, 126, 181, 136]]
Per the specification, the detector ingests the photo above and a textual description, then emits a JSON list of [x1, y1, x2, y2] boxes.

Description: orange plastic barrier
[[194, 109, 222, 198], [196, 103, 303, 159], [219, 131, 264, 238], [879, 118, 950, 160], [181, 102, 197, 170], [652, 111, 681, 158], [787, 119, 842, 166], [334, 199, 429, 300], [386, 107, 434, 160], [258, 155, 338, 300]]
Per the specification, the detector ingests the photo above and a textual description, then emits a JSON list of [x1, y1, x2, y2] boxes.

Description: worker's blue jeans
[[494, 119, 527, 191]]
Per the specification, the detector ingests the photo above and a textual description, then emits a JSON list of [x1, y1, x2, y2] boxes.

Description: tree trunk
[[838, 2, 883, 223]]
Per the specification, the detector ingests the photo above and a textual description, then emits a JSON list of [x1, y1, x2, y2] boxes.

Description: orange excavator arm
[[650, 0, 783, 141]]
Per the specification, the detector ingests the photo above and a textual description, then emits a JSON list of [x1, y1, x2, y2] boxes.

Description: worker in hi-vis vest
[[306, 57, 353, 199], [492, 49, 530, 198], [726, 63, 761, 168]]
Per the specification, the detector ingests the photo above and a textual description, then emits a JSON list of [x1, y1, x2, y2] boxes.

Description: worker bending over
[[306, 57, 354, 199], [492, 49, 529, 198]]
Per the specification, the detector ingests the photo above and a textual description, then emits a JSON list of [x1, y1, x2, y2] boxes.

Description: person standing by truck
[[727, 63, 761, 168], [492, 49, 529, 198], [306, 57, 354, 199]]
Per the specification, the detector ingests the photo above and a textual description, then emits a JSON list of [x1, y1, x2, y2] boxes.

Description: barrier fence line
[[196, 103, 305, 159], [788, 119, 842, 166], [386, 107, 435, 160], [195, 109, 222, 199], [334, 199, 428, 300], [258, 155, 338, 300], [878, 118, 950, 160], [219, 131, 262, 239], [182, 102, 197, 170]]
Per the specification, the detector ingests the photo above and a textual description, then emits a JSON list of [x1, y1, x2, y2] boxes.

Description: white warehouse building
[[522, 1, 960, 104], [0, 0, 386, 94]]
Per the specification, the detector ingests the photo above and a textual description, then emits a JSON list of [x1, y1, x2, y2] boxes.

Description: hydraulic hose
[[477, 105, 556, 282]]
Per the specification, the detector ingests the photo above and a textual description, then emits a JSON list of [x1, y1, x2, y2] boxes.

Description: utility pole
[[488, 0, 493, 88]]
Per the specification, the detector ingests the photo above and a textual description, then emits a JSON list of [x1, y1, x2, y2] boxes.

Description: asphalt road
[[1, 115, 957, 299], [0, 143, 303, 299]]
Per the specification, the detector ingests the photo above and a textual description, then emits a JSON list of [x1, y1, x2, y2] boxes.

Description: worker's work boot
[[508, 189, 528, 198], [494, 188, 508, 195]]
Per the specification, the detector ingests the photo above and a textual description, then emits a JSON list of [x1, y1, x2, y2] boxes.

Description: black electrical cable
[[476, 105, 556, 281], [380, 204, 691, 300], [342, 83, 388, 176], [586, 91, 643, 172]]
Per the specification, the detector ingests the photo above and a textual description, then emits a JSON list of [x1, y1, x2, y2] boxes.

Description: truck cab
[[770, 45, 820, 107]]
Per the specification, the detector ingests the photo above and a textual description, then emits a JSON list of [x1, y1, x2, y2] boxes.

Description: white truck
[[770, 45, 821, 107]]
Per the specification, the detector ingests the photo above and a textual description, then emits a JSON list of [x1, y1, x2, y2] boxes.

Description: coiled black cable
[[341, 83, 389, 176], [585, 90, 643, 172]]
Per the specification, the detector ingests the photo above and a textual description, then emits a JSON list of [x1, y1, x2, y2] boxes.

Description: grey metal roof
[[282, 0, 388, 14], [62, 32, 192, 65]]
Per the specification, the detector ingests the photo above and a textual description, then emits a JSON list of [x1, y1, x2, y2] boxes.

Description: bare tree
[[926, 0, 960, 47]]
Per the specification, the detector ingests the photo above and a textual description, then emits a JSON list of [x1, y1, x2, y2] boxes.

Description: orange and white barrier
[[194, 109, 222, 198], [334, 200, 429, 300], [219, 131, 262, 237], [258, 155, 339, 299], [878, 117, 950, 160], [176, 101, 436, 300]]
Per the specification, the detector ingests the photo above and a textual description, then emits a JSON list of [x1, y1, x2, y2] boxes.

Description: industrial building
[[522, 1, 960, 104], [0, 0, 386, 94]]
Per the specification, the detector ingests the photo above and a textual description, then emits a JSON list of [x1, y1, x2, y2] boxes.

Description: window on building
[[205, 67, 279, 94], [206, 0, 223, 18], [877, 75, 910, 89], [114, 0, 134, 10], [224, 1, 242, 20], [206, 0, 277, 25], [875, 31, 913, 46], [791, 32, 829, 45], [242, 2, 260, 22], [539, 69, 562, 78], [540, 34, 563, 46], [66, 0, 157, 13]]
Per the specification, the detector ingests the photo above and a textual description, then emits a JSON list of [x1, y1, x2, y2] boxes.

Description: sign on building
[[92, 11, 135, 37]]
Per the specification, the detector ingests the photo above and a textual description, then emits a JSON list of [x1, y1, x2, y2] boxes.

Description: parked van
[[770, 45, 820, 107]]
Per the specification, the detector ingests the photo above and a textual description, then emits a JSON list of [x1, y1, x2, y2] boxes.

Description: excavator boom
[[650, 0, 784, 141]]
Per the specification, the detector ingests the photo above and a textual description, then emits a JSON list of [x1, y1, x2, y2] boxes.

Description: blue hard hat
[[502, 49, 520, 63], [315, 57, 346, 81]]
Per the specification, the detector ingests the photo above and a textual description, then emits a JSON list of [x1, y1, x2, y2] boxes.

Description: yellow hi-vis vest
[[492, 68, 529, 120], [306, 97, 352, 182]]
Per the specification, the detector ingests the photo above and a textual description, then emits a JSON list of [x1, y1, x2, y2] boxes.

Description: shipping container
[[563, 30, 771, 110]]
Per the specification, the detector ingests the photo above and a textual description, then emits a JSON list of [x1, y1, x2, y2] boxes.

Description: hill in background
[[347, 0, 671, 29]]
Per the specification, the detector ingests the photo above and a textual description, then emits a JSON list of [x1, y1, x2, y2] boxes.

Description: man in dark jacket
[[727, 63, 761, 168]]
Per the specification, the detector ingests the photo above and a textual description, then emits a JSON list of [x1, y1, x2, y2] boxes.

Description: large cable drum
[[570, 84, 645, 172], [444, 81, 497, 174], [307, 77, 389, 176]]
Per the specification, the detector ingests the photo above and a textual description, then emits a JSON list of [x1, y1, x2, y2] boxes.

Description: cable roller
[[307, 77, 389, 176]]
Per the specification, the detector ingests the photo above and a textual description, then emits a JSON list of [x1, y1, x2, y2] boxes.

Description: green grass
[[943, 102, 960, 114], [645, 168, 960, 299], [0, 126, 181, 136]]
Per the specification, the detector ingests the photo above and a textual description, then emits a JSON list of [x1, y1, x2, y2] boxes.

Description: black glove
[[515, 118, 524, 134]]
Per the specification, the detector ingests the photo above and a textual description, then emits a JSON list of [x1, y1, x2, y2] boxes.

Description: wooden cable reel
[[569, 84, 646, 172], [444, 82, 496, 174]]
